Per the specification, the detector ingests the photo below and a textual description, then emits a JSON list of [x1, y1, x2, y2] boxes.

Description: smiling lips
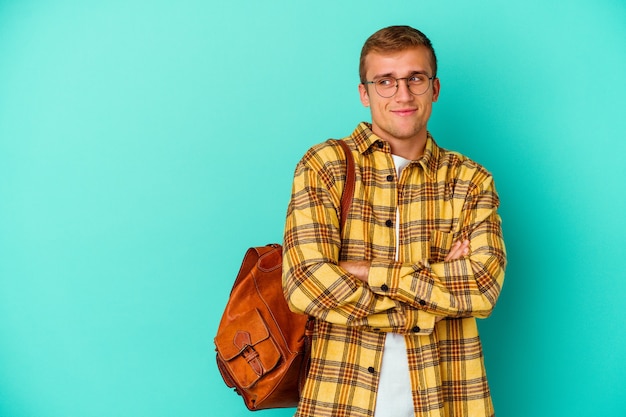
[[391, 108, 417, 116]]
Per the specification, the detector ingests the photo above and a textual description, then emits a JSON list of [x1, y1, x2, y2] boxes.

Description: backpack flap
[[215, 308, 281, 389]]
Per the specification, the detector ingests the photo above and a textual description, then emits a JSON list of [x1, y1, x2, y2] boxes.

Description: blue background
[[1, 1, 625, 416]]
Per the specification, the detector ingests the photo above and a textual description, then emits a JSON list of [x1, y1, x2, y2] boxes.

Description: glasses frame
[[363, 74, 436, 98]]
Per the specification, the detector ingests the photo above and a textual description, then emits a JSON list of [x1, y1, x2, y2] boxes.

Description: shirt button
[[368, 366, 376, 373], [373, 328, 381, 332], [412, 326, 421, 333], [386, 175, 394, 181], [381, 284, 389, 292], [385, 219, 393, 227], [377, 141, 384, 149], [419, 299, 426, 306]]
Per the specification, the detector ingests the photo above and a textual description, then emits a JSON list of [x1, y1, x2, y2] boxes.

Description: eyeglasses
[[363, 73, 435, 98]]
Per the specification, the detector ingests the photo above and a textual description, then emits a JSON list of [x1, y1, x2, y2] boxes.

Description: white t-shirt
[[373, 154, 414, 417]]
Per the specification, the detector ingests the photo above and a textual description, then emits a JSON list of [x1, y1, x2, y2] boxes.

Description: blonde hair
[[359, 25, 438, 83]]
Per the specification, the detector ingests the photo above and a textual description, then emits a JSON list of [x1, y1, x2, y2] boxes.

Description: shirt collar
[[350, 122, 439, 180], [418, 133, 439, 180], [350, 122, 380, 154]]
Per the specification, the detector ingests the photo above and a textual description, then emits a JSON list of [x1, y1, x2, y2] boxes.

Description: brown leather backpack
[[214, 139, 355, 410]]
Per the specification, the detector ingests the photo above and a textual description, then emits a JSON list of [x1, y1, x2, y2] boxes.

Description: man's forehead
[[364, 46, 433, 76]]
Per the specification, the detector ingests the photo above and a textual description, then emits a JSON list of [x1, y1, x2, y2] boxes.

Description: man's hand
[[444, 239, 470, 262], [339, 260, 370, 284]]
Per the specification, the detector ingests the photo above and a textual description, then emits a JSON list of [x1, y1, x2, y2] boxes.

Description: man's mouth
[[391, 109, 417, 116]]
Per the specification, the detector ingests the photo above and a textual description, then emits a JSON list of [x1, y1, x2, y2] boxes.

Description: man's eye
[[409, 75, 426, 84], [377, 78, 394, 87]]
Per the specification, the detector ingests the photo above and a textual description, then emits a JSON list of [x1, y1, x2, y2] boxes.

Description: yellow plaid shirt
[[282, 122, 506, 417]]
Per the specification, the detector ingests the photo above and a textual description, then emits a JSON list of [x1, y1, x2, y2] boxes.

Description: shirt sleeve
[[282, 149, 436, 334], [368, 171, 506, 319]]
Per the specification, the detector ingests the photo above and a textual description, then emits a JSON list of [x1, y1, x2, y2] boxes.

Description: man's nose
[[395, 79, 413, 101]]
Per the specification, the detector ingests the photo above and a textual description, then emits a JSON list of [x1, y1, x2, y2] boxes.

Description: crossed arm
[[339, 240, 471, 324], [283, 157, 506, 332], [340, 240, 470, 283]]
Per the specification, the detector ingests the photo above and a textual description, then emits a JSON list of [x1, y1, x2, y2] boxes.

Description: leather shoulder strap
[[334, 140, 355, 231]]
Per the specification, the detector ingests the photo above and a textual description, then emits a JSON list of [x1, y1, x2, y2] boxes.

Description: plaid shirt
[[282, 122, 506, 417]]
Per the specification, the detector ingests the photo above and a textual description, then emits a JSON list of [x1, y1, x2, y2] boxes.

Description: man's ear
[[358, 83, 370, 107], [432, 77, 441, 102]]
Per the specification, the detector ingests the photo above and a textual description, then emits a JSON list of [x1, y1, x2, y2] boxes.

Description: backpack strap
[[334, 139, 356, 230]]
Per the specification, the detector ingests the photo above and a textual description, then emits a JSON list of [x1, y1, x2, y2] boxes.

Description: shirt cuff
[[368, 259, 421, 295], [368, 259, 399, 293]]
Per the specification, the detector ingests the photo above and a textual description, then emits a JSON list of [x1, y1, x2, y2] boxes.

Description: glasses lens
[[374, 78, 397, 98], [407, 74, 430, 95]]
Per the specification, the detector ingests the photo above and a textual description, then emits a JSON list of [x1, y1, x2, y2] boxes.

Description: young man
[[282, 26, 506, 417]]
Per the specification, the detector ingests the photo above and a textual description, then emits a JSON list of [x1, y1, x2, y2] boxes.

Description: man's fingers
[[445, 240, 470, 261], [444, 241, 461, 261]]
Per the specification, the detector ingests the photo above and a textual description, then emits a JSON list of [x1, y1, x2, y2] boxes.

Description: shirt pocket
[[429, 229, 454, 263]]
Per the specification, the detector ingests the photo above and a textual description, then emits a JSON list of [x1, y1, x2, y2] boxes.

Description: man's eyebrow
[[372, 70, 429, 79], [408, 70, 430, 76], [370, 72, 394, 80]]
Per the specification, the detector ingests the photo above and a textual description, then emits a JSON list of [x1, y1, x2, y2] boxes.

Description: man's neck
[[385, 135, 427, 160]]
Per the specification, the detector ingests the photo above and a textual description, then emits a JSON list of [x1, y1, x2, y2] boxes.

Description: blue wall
[[1, 1, 625, 416]]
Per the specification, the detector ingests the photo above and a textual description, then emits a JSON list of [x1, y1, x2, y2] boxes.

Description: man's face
[[358, 46, 440, 146]]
